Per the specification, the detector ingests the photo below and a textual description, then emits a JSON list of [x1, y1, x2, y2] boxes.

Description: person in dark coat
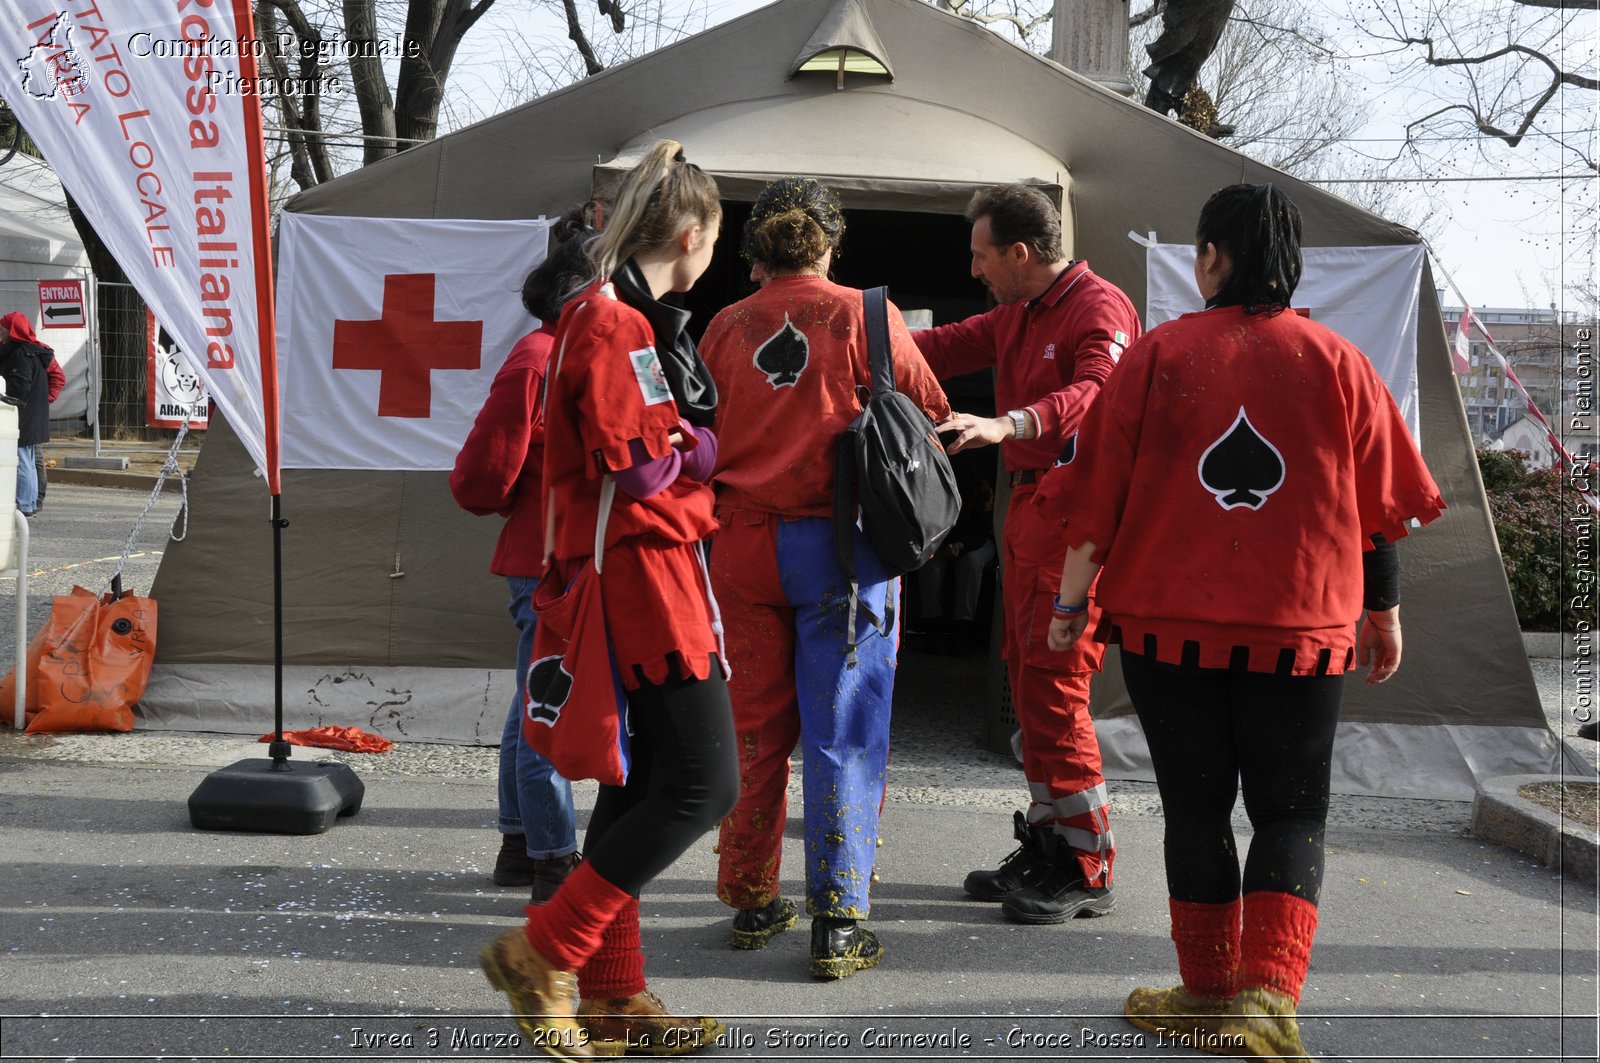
[[0, 312, 60, 516]]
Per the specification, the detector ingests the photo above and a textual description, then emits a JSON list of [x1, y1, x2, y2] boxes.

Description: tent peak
[[789, 0, 892, 88]]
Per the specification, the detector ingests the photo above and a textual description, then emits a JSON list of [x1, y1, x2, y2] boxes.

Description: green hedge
[[1477, 448, 1590, 631]]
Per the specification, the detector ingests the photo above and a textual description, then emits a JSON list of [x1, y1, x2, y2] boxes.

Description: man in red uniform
[[915, 185, 1141, 924]]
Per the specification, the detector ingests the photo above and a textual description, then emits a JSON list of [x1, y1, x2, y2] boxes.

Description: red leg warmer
[[577, 898, 646, 1000], [1170, 896, 1242, 999], [524, 860, 633, 973], [1239, 891, 1319, 1004]]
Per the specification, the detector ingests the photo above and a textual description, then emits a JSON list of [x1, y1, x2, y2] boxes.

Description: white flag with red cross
[[277, 214, 552, 471]]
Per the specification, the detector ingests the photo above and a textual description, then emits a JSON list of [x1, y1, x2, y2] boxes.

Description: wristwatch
[[1007, 409, 1028, 440]]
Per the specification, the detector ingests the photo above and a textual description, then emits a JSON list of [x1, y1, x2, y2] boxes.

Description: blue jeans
[[15, 444, 38, 515], [499, 575, 577, 858]]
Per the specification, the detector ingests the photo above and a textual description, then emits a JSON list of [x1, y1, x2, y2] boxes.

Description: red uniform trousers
[[1002, 482, 1115, 887]]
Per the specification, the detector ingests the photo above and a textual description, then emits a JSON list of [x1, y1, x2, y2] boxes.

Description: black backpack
[[834, 287, 961, 657]]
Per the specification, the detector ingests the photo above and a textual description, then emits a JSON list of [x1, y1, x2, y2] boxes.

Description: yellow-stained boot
[[578, 989, 722, 1055], [479, 929, 593, 1060]]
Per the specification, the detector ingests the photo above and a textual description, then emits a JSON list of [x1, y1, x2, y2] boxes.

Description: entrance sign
[[37, 279, 84, 328]]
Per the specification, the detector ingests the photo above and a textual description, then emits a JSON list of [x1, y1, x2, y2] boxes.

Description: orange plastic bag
[[0, 586, 156, 733]]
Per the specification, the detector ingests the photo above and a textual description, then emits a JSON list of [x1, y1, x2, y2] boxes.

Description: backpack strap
[[836, 286, 898, 667], [862, 285, 894, 396]]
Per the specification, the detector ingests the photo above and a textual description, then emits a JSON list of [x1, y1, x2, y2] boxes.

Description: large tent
[[0, 154, 93, 420], [141, 0, 1588, 799]]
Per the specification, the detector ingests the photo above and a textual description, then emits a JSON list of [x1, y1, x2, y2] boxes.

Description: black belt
[[1008, 469, 1040, 486]]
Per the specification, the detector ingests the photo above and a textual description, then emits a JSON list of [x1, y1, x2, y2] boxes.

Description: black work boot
[[530, 852, 582, 906], [962, 810, 1052, 901], [1000, 832, 1115, 924], [492, 833, 537, 887], [729, 897, 799, 950], [809, 917, 883, 980]]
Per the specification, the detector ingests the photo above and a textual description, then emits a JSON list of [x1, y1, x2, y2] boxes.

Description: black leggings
[[1120, 651, 1344, 906], [583, 663, 740, 897]]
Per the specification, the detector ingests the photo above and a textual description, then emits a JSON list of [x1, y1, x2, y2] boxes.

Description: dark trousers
[[1120, 650, 1343, 906], [583, 663, 740, 897]]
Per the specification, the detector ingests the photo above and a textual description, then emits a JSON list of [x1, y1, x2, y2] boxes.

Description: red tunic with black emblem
[[1044, 305, 1446, 675], [701, 275, 950, 516], [542, 280, 721, 688], [912, 261, 1140, 473]]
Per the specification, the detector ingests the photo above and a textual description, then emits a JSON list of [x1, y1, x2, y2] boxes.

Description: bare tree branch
[[1130, 3, 1166, 30], [563, 0, 606, 75], [1401, 34, 1597, 148], [938, 0, 1052, 39]]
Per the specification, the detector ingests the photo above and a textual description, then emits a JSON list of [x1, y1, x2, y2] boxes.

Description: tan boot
[[578, 988, 722, 1056], [479, 929, 594, 1060], [1217, 986, 1318, 1062], [1123, 985, 1234, 1054]]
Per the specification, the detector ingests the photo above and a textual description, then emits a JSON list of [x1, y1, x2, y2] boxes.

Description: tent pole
[[267, 492, 291, 770]]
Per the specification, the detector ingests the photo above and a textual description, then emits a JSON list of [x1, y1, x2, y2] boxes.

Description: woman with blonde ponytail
[[479, 141, 734, 1059]]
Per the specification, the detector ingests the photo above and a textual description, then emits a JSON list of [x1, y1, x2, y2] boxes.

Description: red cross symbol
[[332, 274, 483, 418]]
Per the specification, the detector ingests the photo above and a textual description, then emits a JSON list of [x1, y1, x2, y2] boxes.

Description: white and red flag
[[0, 0, 281, 491], [275, 214, 552, 471], [1452, 306, 1474, 374]]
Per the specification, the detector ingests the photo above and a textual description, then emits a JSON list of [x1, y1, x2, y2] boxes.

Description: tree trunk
[[64, 194, 147, 433]]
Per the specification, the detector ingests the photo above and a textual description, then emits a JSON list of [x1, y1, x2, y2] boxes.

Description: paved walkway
[[1, 483, 1596, 1061]]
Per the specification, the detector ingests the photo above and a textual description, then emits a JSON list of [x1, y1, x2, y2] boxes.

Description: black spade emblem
[[752, 316, 809, 388], [1198, 407, 1285, 510], [525, 654, 573, 726], [1053, 432, 1078, 467]]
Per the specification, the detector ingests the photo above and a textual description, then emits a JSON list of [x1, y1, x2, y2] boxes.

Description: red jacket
[[449, 324, 553, 577], [1047, 305, 1446, 674], [912, 261, 1140, 473], [703, 275, 950, 517]]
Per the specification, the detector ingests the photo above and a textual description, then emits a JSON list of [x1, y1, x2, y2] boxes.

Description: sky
[[441, 0, 1595, 315]]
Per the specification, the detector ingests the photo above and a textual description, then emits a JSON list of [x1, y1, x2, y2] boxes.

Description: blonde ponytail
[[587, 140, 721, 283]]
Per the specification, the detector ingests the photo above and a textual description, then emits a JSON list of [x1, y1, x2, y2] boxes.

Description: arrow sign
[[37, 279, 84, 329]]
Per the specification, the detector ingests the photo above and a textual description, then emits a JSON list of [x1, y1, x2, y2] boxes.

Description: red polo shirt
[[912, 261, 1141, 473]]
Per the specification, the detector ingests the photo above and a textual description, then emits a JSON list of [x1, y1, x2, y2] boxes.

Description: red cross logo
[[332, 274, 483, 418]]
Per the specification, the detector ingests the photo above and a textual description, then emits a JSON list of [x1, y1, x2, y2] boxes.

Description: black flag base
[[188, 757, 364, 835]]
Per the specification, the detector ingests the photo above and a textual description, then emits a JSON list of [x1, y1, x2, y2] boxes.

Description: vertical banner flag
[[0, 1, 281, 492], [276, 214, 552, 471], [1452, 306, 1474, 375], [1147, 245, 1427, 440]]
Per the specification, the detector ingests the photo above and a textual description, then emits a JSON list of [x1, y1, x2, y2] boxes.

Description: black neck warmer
[[611, 259, 718, 427]]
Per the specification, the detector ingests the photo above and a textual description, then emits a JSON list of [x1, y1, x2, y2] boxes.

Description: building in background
[[1440, 303, 1595, 468]]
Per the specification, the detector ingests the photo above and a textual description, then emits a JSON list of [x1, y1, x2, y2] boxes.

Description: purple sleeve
[[613, 437, 683, 500], [678, 424, 718, 481]]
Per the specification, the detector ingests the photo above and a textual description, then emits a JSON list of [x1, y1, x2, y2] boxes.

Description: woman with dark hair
[[451, 211, 595, 904], [479, 141, 735, 1059], [700, 177, 949, 979], [1042, 184, 1444, 1060]]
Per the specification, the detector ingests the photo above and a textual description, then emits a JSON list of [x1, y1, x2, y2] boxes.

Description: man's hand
[[938, 412, 1012, 454]]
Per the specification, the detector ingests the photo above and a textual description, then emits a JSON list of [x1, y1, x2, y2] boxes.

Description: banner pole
[[268, 491, 291, 770]]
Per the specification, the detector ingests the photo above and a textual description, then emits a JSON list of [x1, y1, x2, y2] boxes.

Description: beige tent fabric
[[145, 0, 1583, 797], [787, 0, 893, 80]]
